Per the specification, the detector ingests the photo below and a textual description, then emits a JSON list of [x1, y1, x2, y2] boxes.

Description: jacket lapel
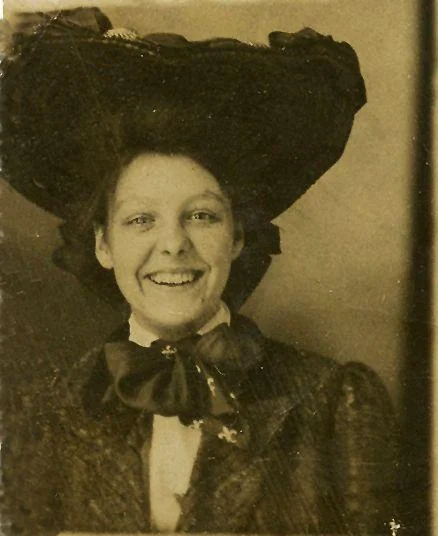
[[176, 333, 335, 533], [63, 346, 151, 532], [68, 413, 151, 532], [176, 388, 298, 532]]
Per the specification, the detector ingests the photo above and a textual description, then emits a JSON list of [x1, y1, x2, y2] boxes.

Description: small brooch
[[218, 426, 238, 444], [207, 377, 216, 396], [161, 345, 178, 359], [189, 419, 204, 432]]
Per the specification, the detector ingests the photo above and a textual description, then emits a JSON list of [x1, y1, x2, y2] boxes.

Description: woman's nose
[[157, 221, 192, 256]]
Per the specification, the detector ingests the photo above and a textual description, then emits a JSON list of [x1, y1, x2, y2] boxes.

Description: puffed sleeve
[[330, 362, 399, 534]]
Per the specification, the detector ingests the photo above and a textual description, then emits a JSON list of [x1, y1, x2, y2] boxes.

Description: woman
[[2, 7, 397, 535]]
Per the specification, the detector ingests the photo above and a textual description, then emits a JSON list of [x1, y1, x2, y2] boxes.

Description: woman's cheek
[[109, 237, 146, 278], [192, 224, 234, 254]]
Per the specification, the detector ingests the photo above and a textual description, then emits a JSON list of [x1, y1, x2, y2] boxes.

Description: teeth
[[148, 271, 198, 285]]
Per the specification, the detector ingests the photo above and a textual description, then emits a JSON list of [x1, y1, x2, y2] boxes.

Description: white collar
[[128, 301, 231, 348]]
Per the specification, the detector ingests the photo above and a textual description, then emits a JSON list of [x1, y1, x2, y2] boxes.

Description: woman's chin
[[131, 305, 218, 340]]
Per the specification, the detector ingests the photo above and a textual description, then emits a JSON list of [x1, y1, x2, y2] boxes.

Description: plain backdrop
[[1, 0, 418, 408]]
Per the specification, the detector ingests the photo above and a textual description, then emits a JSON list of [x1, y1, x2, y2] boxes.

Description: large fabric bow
[[103, 319, 265, 448]]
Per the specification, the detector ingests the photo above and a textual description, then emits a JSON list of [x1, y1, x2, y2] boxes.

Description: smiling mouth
[[146, 270, 204, 287]]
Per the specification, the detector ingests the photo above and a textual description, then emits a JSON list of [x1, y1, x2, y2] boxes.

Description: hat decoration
[[1, 8, 366, 307]]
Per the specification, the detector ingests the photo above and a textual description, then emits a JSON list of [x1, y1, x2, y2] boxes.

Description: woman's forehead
[[112, 152, 230, 208]]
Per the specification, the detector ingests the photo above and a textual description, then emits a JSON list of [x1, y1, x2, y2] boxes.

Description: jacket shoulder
[[263, 337, 392, 403], [259, 337, 396, 438], [53, 344, 109, 415], [261, 337, 342, 399]]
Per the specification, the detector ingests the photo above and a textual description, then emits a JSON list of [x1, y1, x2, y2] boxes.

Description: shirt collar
[[128, 301, 231, 348]]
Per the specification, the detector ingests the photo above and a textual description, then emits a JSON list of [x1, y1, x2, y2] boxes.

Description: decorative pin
[[104, 28, 140, 41], [161, 345, 178, 359], [389, 518, 401, 536], [195, 364, 202, 374], [218, 426, 238, 444], [229, 392, 237, 400], [189, 419, 204, 432], [207, 377, 216, 396]]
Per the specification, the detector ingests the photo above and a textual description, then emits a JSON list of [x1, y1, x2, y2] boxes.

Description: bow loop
[[105, 340, 212, 416]]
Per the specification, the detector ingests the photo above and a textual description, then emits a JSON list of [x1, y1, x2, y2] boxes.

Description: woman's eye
[[188, 211, 219, 223], [127, 214, 155, 227]]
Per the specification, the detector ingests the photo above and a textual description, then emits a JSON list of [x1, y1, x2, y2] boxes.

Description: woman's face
[[95, 153, 244, 339]]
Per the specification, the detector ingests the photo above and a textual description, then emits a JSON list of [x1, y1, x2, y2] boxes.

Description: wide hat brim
[[2, 9, 366, 224]]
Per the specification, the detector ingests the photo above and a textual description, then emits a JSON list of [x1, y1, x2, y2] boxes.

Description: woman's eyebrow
[[113, 196, 156, 212], [192, 190, 230, 205], [113, 189, 229, 212]]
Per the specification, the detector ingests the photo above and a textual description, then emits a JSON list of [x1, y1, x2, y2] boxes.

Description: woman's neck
[[129, 302, 231, 344]]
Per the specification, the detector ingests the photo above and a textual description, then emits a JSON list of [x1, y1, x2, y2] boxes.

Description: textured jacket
[[3, 317, 397, 535]]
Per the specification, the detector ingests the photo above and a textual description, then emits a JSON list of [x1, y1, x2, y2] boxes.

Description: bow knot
[[102, 318, 265, 448]]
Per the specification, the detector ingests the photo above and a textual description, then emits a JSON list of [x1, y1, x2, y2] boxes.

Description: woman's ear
[[231, 222, 245, 260], [94, 223, 114, 270]]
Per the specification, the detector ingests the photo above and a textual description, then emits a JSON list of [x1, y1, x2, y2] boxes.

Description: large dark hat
[[1, 8, 366, 307]]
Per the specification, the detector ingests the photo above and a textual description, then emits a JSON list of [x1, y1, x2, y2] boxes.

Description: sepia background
[[2, 0, 419, 412]]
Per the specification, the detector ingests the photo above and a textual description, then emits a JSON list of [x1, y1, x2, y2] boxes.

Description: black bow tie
[[103, 319, 265, 448]]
